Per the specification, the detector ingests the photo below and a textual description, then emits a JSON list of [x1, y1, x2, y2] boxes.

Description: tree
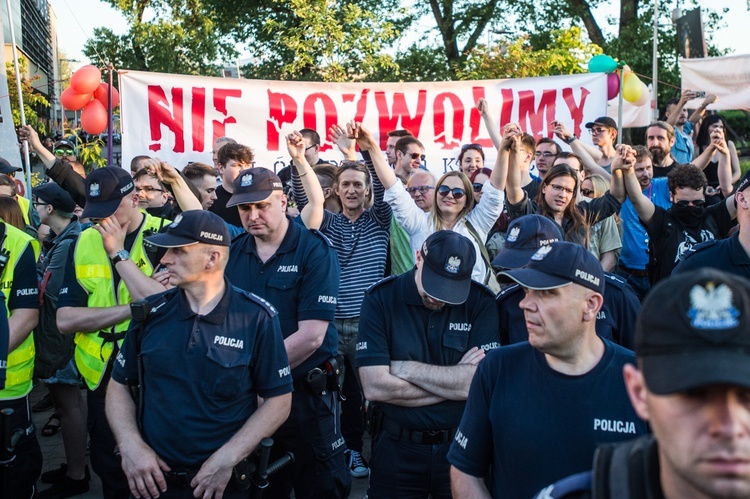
[[6, 59, 49, 135]]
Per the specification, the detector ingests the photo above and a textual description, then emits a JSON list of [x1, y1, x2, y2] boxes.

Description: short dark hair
[[388, 129, 412, 139], [667, 164, 707, 194], [555, 151, 583, 169], [457, 144, 485, 164], [633, 145, 652, 163], [217, 143, 254, 167], [520, 133, 536, 154], [395, 136, 424, 156], [300, 129, 321, 147], [133, 169, 167, 190], [537, 137, 561, 155], [665, 98, 680, 109], [130, 155, 151, 173], [313, 164, 337, 190], [183, 162, 218, 182]]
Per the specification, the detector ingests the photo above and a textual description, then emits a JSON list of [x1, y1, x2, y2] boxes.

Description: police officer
[[0, 208, 41, 497], [536, 268, 750, 498], [357, 230, 500, 498], [449, 242, 647, 499], [107, 210, 293, 499], [225, 168, 349, 498], [57, 166, 169, 498], [495, 215, 640, 348]]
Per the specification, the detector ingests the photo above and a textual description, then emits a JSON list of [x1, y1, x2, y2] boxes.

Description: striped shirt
[[292, 152, 391, 318]]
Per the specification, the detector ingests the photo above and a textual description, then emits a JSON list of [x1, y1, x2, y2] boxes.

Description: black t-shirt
[[674, 232, 750, 279], [208, 184, 242, 227]]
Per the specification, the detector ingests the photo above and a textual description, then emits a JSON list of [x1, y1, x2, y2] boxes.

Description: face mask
[[671, 203, 705, 226]]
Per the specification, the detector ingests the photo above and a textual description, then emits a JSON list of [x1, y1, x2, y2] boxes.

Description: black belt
[[618, 266, 649, 278], [163, 470, 198, 489], [382, 418, 457, 445]]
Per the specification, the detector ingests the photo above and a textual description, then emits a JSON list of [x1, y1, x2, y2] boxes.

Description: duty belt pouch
[[232, 458, 252, 491], [305, 367, 328, 396], [365, 402, 383, 440], [324, 354, 346, 401]]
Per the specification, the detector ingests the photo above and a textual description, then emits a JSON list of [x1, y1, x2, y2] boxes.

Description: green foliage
[[720, 110, 750, 146], [6, 59, 49, 135], [65, 130, 107, 172], [462, 27, 601, 80]]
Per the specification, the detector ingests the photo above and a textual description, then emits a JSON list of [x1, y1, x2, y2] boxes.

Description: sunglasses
[[54, 149, 74, 156], [437, 185, 466, 199], [472, 183, 483, 193], [580, 188, 594, 197], [461, 143, 482, 151], [410, 153, 426, 161], [674, 199, 705, 207], [406, 185, 434, 194]]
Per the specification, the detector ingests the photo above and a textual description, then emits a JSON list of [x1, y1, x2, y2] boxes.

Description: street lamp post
[[57, 58, 79, 137]]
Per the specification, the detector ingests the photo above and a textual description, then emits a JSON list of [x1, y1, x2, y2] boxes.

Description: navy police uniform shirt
[[6, 245, 38, 311], [674, 232, 750, 279], [356, 270, 500, 431], [227, 218, 340, 380], [497, 273, 640, 349], [446, 340, 648, 499], [111, 282, 292, 468]]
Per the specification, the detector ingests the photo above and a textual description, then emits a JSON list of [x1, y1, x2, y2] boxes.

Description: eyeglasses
[[305, 144, 317, 151], [674, 199, 705, 207], [33, 201, 49, 207], [437, 185, 466, 199], [580, 188, 595, 197], [54, 149, 74, 156], [406, 185, 434, 194], [461, 143, 482, 151], [136, 186, 164, 194], [589, 127, 609, 135], [547, 183, 575, 195], [535, 152, 556, 158], [472, 183, 483, 193], [410, 153, 426, 161]]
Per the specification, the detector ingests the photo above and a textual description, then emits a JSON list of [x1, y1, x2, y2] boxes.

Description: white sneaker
[[345, 449, 370, 478]]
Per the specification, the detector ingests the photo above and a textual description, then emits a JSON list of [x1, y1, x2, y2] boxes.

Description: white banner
[[120, 71, 607, 176], [607, 85, 654, 128], [0, 14, 23, 170], [680, 54, 750, 111]]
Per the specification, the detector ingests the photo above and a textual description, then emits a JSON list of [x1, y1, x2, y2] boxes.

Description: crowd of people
[[0, 89, 748, 499]]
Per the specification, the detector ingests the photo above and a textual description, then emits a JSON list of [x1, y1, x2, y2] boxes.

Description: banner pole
[[107, 63, 113, 167]]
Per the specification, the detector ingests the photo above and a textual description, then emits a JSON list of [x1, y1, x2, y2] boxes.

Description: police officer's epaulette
[[365, 275, 397, 294], [309, 228, 334, 248], [135, 288, 178, 323], [683, 238, 718, 258], [533, 471, 592, 499], [602, 272, 627, 290], [231, 230, 249, 244], [496, 282, 521, 301], [237, 289, 279, 317]]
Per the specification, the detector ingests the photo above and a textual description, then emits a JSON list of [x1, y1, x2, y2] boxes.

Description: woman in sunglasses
[[373, 133, 509, 285], [506, 135, 626, 249], [580, 174, 622, 272]]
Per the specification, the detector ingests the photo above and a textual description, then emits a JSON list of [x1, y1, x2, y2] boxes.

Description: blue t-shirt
[[356, 270, 500, 431], [671, 121, 694, 165], [447, 340, 648, 499], [619, 178, 671, 269], [227, 218, 340, 380], [497, 273, 640, 349], [111, 283, 292, 467]]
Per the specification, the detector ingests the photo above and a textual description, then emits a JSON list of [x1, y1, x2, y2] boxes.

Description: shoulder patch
[[309, 228, 334, 248], [496, 283, 521, 301], [239, 289, 278, 317], [365, 275, 397, 295]]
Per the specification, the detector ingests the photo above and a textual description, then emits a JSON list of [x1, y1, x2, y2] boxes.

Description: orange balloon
[[60, 86, 92, 111], [70, 65, 102, 94], [81, 99, 108, 135], [93, 83, 120, 109]]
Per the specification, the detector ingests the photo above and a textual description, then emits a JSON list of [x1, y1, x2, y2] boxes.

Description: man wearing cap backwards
[[536, 268, 750, 498], [356, 230, 500, 499], [56, 166, 170, 498], [495, 215, 640, 348], [449, 241, 647, 499], [225, 167, 349, 498], [106, 210, 293, 499], [32, 183, 91, 498], [0, 173, 41, 497], [552, 117, 617, 176]]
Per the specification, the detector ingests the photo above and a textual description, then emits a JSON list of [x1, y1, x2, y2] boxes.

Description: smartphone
[[694, 91, 706, 98]]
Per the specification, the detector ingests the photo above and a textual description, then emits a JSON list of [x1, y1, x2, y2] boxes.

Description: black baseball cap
[[492, 215, 563, 270], [637, 268, 750, 395], [499, 241, 605, 295], [226, 168, 284, 207], [146, 210, 230, 248], [33, 182, 76, 213], [585, 116, 617, 130], [0, 157, 22, 174], [419, 230, 476, 305], [53, 139, 76, 151], [81, 167, 135, 219]]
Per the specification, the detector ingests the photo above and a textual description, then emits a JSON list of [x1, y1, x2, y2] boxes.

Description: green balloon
[[588, 54, 618, 73]]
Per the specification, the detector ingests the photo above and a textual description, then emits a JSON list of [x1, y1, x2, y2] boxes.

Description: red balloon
[[60, 86, 92, 111], [607, 72, 620, 100], [93, 83, 120, 109], [70, 65, 102, 94], [81, 99, 108, 135]]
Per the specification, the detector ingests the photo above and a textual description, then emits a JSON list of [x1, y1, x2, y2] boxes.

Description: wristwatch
[[111, 249, 130, 265], [563, 135, 577, 144]]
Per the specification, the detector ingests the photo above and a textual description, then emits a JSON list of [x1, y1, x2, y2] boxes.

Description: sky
[[49, 0, 750, 71]]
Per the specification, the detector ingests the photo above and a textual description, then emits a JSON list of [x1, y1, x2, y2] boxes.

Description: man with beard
[[618, 146, 736, 284], [646, 121, 685, 178], [357, 231, 499, 498]]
